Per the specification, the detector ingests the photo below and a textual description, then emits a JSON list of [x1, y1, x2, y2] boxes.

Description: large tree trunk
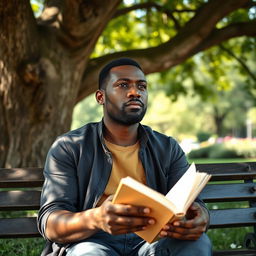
[[0, 0, 255, 167], [0, 0, 120, 167]]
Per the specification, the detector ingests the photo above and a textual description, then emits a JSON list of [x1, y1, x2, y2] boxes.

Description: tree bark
[[0, 0, 255, 167], [0, 0, 121, 167], [213, 107, 227, 137]]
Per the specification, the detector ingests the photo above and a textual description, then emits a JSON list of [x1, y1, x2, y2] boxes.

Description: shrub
[[188, 139, 256, 159], [197, 132, 212, 142], [227, 140, 256, 158], [188, 144, 239, 159], [208, 146, 239, 159], [188, 144, 217, 158]]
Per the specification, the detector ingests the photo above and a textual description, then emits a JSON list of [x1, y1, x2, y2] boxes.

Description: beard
[[105, 95, 147, 125], [108, 105, 147, 125]]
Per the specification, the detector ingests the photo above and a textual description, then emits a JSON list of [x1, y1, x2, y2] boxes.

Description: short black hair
[[98, 57, 143, 89]]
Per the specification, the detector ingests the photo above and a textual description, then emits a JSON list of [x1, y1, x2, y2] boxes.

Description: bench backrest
[[197, 162, 256, 230], [0, 168, 43, 238], [0, 162, 256, 238]]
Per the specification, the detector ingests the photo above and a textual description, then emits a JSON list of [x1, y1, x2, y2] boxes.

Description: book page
[[165, 163, 197, 213], [182, 173, 211, 211]]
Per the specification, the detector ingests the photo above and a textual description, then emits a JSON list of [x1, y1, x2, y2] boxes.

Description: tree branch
[[191, 20, 256, 55], [114, 2, 195, 18], [219, 44, 256, 81], [38, 0, 121, 56], [76, 0, 254, 103], [48, 0, 121, 64], [243, 0, 256, 8], [114, 2, 195, 30]]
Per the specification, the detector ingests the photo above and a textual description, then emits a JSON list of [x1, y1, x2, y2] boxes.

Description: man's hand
[[159, 202, 209, 241], [94, 196, 155, 235]]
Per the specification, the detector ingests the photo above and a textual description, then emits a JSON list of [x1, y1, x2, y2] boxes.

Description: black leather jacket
[[37, 120, 204, 255]]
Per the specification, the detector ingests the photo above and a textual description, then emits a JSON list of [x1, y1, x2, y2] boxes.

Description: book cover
[[112, 163, 211, 243]]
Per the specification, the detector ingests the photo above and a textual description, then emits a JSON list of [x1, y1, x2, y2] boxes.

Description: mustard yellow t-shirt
[[97, 139, 146, 205]]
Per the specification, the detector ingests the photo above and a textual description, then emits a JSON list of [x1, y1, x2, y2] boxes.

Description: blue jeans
[[66, 231, 212, 256]]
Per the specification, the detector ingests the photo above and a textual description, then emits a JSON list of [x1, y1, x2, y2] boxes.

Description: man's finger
[[106, 203, 151, 216]]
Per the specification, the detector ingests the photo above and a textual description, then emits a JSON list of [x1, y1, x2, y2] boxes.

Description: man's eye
[[138, 84, 147, 90], [119, 83, 128, 88]]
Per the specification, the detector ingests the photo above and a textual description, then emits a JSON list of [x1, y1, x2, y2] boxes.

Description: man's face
[[103, 65, 148, 126]]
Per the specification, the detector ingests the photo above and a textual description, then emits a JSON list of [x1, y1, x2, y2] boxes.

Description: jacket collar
[[97, 119, 149, 150]]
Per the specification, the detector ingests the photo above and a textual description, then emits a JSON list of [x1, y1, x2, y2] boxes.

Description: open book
[[112, 163, 211, 243]]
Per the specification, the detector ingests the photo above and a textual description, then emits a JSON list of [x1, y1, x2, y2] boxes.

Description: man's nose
[[127, 85, 141, 98]]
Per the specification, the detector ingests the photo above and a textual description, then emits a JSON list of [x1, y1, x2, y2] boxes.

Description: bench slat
[[209, 208, 256, 228], [0, 217, 40, 238], [1, 163, 256, 186], [201, 183, 256, 202], [197, 162, 256, 181], [213, 249, 256, 256], [0, 168, 44, 188], [0, 191, 41, 210]]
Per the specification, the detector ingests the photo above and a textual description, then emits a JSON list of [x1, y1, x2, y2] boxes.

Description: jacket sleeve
[[167, 137, 189, 188], [37, 136, 79, 240]]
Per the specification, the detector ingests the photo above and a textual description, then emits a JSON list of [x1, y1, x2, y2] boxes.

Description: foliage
[[92, 1, 194, 56], [188, 144, 223, 159], [93, 1, 256, 102], [208, 144, 241, 159], [166, 55, 256, 136], [72, 94, 102, 130], [188, 139, 256, 159], [30, 0, 43, 16], [207, 226, 252, 251], [197, 132, 212, 143], [162, 38, 255, 95], [0, 238, 44, 256], [72, 0, 256, 134], [227, 139, 256, 158], [248, 107, 256, 130]]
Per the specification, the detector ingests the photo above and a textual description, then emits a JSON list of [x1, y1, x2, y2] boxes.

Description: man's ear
[[95, 90, 105, 105]]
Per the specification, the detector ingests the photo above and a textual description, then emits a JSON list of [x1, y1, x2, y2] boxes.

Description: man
[[38, 58, 212, 256]]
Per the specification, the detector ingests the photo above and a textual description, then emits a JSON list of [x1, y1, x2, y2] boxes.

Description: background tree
[[1, 0, 255, 167], [157, 39, 256, 137]]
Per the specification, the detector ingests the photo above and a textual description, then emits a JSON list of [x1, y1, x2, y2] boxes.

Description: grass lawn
[[1, 158, 255, 255], [0, 238, 45, 256], [207, 226, 253, 251]]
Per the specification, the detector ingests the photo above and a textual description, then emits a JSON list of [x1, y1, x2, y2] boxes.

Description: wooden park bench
[[0, 162, 256, 255]]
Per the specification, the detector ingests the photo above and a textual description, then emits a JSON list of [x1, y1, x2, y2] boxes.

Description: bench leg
[[244, 232, 256, 250]]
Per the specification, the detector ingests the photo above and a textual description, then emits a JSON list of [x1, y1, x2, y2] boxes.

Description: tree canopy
[[0, 0, 255, 167]]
